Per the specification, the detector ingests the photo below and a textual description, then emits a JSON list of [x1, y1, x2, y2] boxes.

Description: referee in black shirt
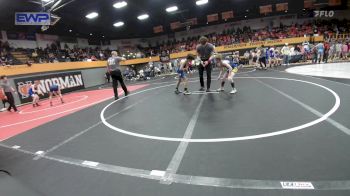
[[196, 36, 215, 92]]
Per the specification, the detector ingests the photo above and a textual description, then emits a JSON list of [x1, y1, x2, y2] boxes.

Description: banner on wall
[[6, 32, 36, 40], [276, 3, 288, 12], [186, 18, 198, 25], [36, 33, 58, 41], [260, 5, 272, 14], [222, 11, 234, 20], [207, 13, 219, 23], [170, 21, 182, 30], [329, 0, 341, 6], [153, 25, 164, 33], [14, 71, 85, 104], [304, 0, 313, 8]]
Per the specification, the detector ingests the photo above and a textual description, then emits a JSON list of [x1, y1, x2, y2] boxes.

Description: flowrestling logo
[[15, 12, 51, 25], [314, 10, 334, 18], [14, 72, 85, 104]]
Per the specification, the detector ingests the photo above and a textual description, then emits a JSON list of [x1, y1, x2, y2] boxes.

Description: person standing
[[258, 45, 267, 70], [302, 42, 310, 62], [335, 41, 342, 60], [316, 42, 324, 64], [175, 54, 195, 95], [323, 41, 330, 63], [196, 36, 215, 92], [0, 75, 18, 112], [107, 51, 129, 100], [342, 41, 348, 60], [281, 43, 291, 66]]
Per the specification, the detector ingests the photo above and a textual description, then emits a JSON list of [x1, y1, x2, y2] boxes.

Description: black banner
[[14, 71, 85, 104]]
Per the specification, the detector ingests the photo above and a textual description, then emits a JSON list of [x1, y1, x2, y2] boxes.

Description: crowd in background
[[0, 41, 13, 66], [145, 19, 350, 56], [0, 19, 349, 67], [27, 45, 111, 63], [130, 38, 350, 80], [245, 40, 349, 69]]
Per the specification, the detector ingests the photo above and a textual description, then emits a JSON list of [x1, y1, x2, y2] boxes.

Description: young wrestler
[[29, 80, 43, 107], [268, 47, 276, 67], [215, 54, 237, 94], [175, 54, 195, 95], [274, 50, 282, 66], [49, 84, 64, 106]]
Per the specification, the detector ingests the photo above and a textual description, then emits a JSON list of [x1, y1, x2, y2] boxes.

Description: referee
[[196, 36, 215, 92], [107, 51, 129, 100], [0, 75, 18, 112]]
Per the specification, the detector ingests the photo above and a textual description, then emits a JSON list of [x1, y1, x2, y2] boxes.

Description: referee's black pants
[[198, 62, 212, 90], [4, 92, 17, 112], [110, 69, 128, 99]]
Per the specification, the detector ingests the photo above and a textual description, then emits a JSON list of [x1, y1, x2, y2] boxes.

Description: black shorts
[[50, 86, 59, 93]]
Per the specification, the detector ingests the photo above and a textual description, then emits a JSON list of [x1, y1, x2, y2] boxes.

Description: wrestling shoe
[[230, 88, 237, 94], [183, 90, 192, 95], [216, 88, 224, 92]]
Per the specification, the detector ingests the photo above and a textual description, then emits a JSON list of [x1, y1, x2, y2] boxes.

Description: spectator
[[281, 43, 291, 66], [324, 41, 330, 63], [342, 42, 348, 60], [335, 41, 342, 59], [316, 42, 325, 63]]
